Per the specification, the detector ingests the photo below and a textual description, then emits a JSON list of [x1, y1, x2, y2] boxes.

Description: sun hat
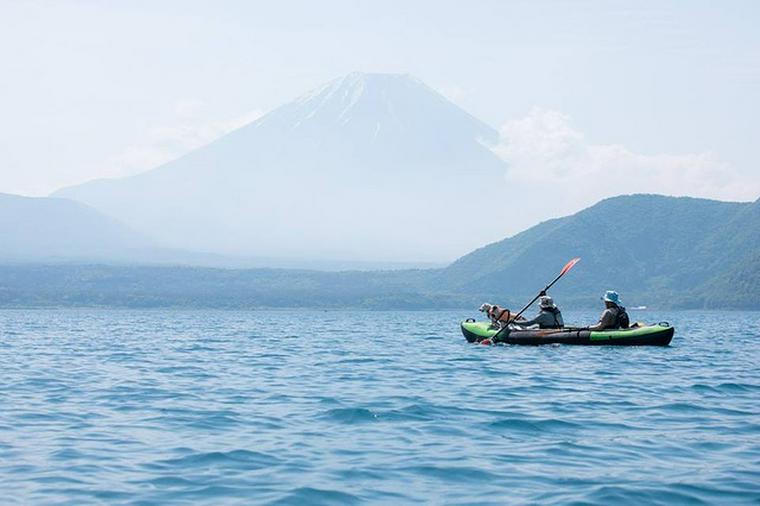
[[602, 290, 621, 305], [539, 295, 556, 308]]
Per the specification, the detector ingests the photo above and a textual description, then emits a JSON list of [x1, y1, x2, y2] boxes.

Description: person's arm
[[514, 314, 540, 327]]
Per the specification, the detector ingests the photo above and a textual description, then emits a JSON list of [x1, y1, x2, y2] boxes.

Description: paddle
[[489, 257, 581, 342]]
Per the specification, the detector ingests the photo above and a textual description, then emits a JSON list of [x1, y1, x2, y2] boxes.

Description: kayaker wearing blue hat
[[589, 290, 630, 330]]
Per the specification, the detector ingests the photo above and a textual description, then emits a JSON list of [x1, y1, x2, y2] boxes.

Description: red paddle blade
[[559, 257, 581, 276]]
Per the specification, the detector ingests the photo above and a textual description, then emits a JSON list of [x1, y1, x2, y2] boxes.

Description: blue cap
[[602, 290, 621, 305]]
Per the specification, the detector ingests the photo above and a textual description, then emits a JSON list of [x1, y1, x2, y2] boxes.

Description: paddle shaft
[[490, 258, 581, 341], [507, 270, 566, 325]]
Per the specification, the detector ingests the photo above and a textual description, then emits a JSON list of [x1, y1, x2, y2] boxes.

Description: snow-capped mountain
[[53, 73, 508, 262]]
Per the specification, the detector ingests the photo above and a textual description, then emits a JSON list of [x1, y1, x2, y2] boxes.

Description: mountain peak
[[53, 73, 508, 262], [290, 72, 420, 124], [309, 72, 421, 98], [235, 72, 500, 164], [333, 71, 418, 85]]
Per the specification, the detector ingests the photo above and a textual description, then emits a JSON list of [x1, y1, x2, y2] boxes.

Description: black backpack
[[543, 307, 563, 329], [616, 306, 630, 329]]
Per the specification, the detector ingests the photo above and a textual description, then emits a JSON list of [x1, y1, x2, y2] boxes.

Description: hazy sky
[[2, 0, 759, 202]]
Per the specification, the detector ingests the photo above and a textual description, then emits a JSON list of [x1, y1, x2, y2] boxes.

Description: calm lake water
[[0, 309, 758, 504]]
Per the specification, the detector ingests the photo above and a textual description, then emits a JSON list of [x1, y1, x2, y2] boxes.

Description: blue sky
[[1, 0, 759, 201]]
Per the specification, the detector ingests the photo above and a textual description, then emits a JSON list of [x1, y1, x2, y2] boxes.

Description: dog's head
[[479, 303, 493, 313]]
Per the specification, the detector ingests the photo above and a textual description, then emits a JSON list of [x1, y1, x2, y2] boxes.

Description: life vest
[[614, 306, 630, 329], [541, 307, 564, 329]]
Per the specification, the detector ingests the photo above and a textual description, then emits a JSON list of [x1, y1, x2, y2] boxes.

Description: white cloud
[[106, 101, 264, 178], [491, 109, 759, 223]]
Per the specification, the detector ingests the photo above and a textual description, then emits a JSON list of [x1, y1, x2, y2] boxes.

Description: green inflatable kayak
[[461, 320, 674, 346]]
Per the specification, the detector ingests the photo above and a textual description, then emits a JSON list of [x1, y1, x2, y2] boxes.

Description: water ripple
[[0, 308, 758, 504]]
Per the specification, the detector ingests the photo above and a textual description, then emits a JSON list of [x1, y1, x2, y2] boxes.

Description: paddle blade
[[559, 257, 581, 277]]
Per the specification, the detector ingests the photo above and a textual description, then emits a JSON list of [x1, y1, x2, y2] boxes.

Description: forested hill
[[434, 194, 760, 308], [0, 194, 758, 309]]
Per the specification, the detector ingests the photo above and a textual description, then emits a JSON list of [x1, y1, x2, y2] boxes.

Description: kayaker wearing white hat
[[514, 294, 564, 329], [589, 290, 630, 330]]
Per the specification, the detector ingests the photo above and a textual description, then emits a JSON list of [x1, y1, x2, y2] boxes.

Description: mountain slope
[[54, 73, 508, 262], [1, 193, 758, 309], [435, 194, 755, 307], [0, 193, 152, 261], [691, 197, 760, 308]]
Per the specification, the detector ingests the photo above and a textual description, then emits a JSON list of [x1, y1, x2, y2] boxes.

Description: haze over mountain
[[0, 193, 152, 261], [3, 194, 759, 309], [1, 191, 444, 270], [54, 73, 508, 263]]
